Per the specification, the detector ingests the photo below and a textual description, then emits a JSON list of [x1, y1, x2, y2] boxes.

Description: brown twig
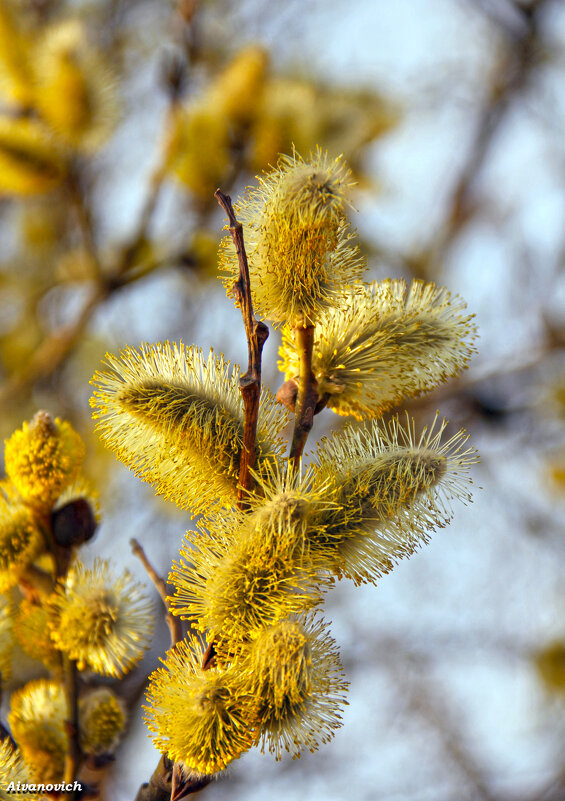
[[66, 159, 104, 281], [63, 655, 82, 799], [130, 538, 183, 647], [215, 189, 269, 509], [289, 325, 318, 467]]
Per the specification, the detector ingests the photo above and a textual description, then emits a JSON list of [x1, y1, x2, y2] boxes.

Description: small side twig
[[130, 539, 183, 647], [215, 189, 269, 509]]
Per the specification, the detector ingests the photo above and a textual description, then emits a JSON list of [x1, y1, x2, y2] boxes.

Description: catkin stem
[[289, 325, 317, 467], [215, 189, 269, 509]]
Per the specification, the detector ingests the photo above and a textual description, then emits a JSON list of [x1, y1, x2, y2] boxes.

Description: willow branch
[[130, 539, 182, 647], [66, 159, 104, 281], [215, 189, 269, 509], [289, 325, 318, 467], [63, 656, 82, 798]]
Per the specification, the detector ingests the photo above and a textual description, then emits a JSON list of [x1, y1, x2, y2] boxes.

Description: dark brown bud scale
[[52, 498, 98, 547]]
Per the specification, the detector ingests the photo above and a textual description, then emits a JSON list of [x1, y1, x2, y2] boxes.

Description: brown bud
[[52, 498, 98, 547], [276, 378, 299, 411]]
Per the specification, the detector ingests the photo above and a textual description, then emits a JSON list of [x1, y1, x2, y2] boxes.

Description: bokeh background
[[1, 0, 565, 799]]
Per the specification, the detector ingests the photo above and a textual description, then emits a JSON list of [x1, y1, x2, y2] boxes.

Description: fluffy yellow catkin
[[79, 687, 127, 756], [90, 342, 287, 515], [4, 411, 85, 509], [168, 465, 332, 634], [309, 414, 478, 585], [0, 739, 30, 799], [279, 279, 478, 419], [8, 679, 68, 784], [50, 559, 153, 677], [219, 149, 363, 326], [144, 633, 258, 775], [0, 486, 44, 592], [14, 597, 61, 671], [168, 505, 326, 643], [238, 615, 348, 759]]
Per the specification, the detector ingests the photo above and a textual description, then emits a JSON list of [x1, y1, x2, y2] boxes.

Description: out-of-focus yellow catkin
[[0, 739, 30, 799], [0, 594, 13, 681], [34, 20, 116, 150], [311, 414, 478, 585], [0, 5, 34, 106], [207, 45, 268, 127], [239, 615, 348, 759], [50, 559, 153, 677], [8, 679, 68, 783], [250, 78, 397, 174], [219, 150, 362, 326], [90, 343, 287, 516], [168, 102, 231, 201], [534, 641, 565, 694], [279, 279, 477, 419], [4, 411, 85, 510], [144, 634, 258, 775], [79, 687, 127, 755], [0, 117, 64, 195], [14, 597, 61, 670], [0, 489, 44, 592], [168, 46, 267, 200]]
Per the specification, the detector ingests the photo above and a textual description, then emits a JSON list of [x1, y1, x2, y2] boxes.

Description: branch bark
[[215, 189, 269, 509], [289, 325, 318, 467]]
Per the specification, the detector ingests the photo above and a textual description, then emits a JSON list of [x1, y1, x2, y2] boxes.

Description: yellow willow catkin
[[0, 740, 30, 800], [8, 679, 68, 784], [50, 559, 153, 677], [79, 688, 127, 756], [169, 506, 326, 643], [90, 343, 287, 516], [14, 597, 61, 671], [0, 4, 34, 106], [309, 414, 479, 585], [4, 411, 85, 510], [0, 489, 44, 592], [279, 279, 478, 419], [0, 116, 64, 195], [219, 149, 363, 326], [237, 614, 348, 759], [144, 634, 258, 776], [34, 20, 116, 150]]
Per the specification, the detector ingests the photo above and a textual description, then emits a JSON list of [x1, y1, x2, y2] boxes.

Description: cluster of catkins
[[90, 150, 478, 779], [0, 412, 153, 793]]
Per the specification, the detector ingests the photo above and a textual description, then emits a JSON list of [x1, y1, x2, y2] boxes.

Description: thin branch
[[65, 159, 104, 281], [130, 539, 183, 647], [289, 325, 318, 467], [215, 189, 269, 509], [63, 655, 82, 799]]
